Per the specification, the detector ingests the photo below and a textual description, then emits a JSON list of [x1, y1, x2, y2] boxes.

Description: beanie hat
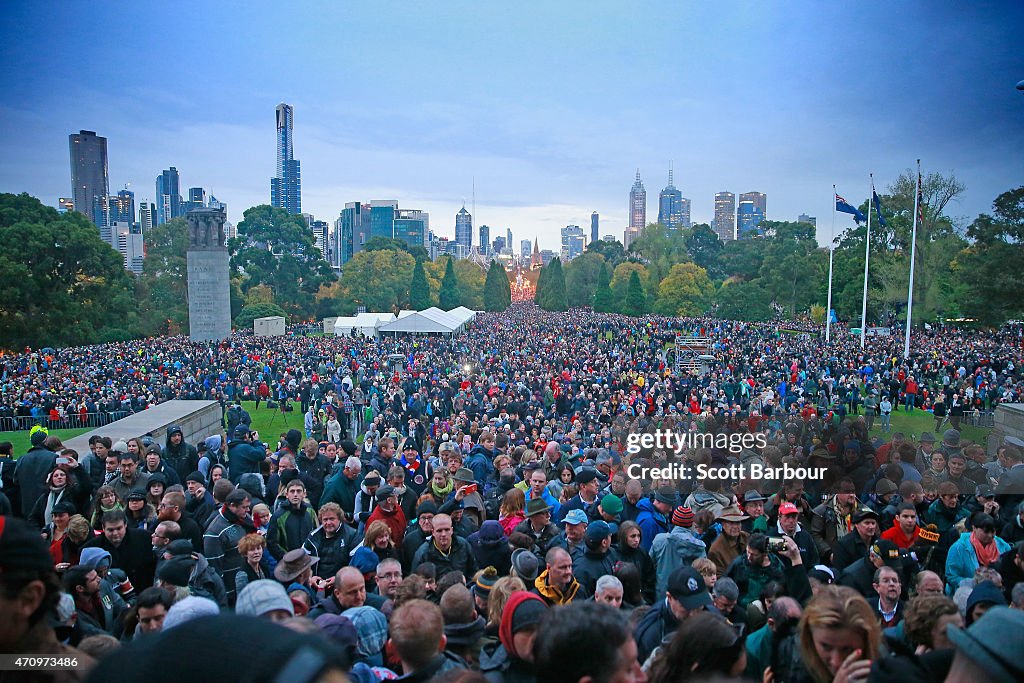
[[185, 471, 206, 485], [314, 614, 358, 657], [286, 429, 303, 450], [511, 596, 547, 633], [474, 566, 499, 599], [157, 557, 195, 587], [162, 596, 219, 631], [350, 547, 378, 575], [111, 439, 129, 454], [671, 505, 694, 528], [164, 539, 194, 558], [30, 429, 48, 447], [416, 500, 438, 516], [965, 580, 1007, 625]]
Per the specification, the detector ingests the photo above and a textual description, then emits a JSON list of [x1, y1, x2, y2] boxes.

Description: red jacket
[[367, 504, 408, 546]]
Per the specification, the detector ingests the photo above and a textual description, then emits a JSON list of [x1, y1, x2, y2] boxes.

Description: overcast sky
[[1, 1, 1022, 250]]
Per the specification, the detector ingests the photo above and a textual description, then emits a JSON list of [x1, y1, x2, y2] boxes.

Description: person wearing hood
[[202, 488, 256, 605], [14, 427, 57, 516], [227, 425, 266, 482], [163, 425, 199, 484], [343, 605, 390, 668], [963, 579, 1007, 625], [479, 590, 545, 683], [353, 470, 381, 527], [197, 435, 226, 480], [468, 520, 512, 575], [650, 505, 707, 601], [184, 471, 217, 528], [235, 472, 266, 509], [158, 539, 228, 607], [945, 513, 1012, 593], [636, 486, 675, 552]]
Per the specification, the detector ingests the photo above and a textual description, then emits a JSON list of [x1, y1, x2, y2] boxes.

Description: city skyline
[[2, 3, 1022, 251]]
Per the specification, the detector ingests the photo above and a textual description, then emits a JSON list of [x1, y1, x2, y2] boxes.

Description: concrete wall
[[990, 403, 1024, 454], [63, 400, 223, 455]]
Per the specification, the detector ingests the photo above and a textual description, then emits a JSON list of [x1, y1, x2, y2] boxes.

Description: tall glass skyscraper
[[455, 206, 472, 255], [591, 212, 599, 244], [155, 167, 182, 225], [271, 103, 301, 215], [658, 167, 684, 229], [714, 191, 736, 241], [629, 170, 646, 231], [69, 130, 109, 228], [737, 191, 767, 239], [479, 225, 490, 255]]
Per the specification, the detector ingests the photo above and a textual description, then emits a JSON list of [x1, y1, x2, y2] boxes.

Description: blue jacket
[[464, 445, 495, 484], [945, 532, 1011, 593], [635, 498, 669, 552]]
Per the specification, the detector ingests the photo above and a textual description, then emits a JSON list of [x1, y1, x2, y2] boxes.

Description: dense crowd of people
[[2, 303, 1024, 682]]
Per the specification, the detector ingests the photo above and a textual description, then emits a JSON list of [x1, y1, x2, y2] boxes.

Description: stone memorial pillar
[[186, 207, 231, 341]]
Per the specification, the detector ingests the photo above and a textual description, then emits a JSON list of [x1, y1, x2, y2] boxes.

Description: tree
[[483, 260, 511, 312], [138, 217, 190, 335], [593, 262, 614, 312], [0, 193, 138, 348], [564, 252, 605, 307], [230, 204, 335, 319], [656, 262, 714, 316], [955, 187, 1024, 325], [537, 258, 567, 311], [335, 249, 416, 312], [686, 224, 723, 278], [363, 236, 408, 252], [610, 262, 649, 311], [409, 259, 433, 310], [757, 221, 824, 316], [586, 238, 625, 266], [713, 279, 772, 321], [624, 271, 646, 316], [438, 257, 461, 309], [234, 302, 287, 331]]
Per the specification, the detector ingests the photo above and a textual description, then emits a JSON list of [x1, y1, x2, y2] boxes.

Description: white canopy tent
[[447, 306, 477, 326], [332, 316, 359, 336], [333, 312, 395, 337], [378, 307, 465, 336]]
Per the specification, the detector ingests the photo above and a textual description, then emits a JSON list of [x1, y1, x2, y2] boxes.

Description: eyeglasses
[[151, 533, 167, 539]]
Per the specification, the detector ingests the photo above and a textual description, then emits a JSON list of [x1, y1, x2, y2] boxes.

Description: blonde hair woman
[[797, 585, 881, 683]]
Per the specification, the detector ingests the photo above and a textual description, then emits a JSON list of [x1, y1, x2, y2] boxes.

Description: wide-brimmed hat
[[717, 504, 749, 522], [946, 607, 1024, 683], [454, 467, 476, 483], [743, 490, 767, 503], [525, 497, 552, 517], [273, 548, 319, 582]]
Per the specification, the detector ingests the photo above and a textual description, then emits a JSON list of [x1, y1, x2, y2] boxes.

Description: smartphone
[[56, 457, 70, 465], [464, 483, 478, 494]]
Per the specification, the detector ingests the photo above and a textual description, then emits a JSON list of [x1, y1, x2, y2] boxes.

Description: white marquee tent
[[377, 307, 468, 336], [333, 312, 396, 337]]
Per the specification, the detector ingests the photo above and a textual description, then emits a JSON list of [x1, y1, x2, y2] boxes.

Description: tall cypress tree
[[483, 260, 510, 312], [593, 262, 613, 312], [624, 270, 646, 316], [409, 258, 432, 310], [439, 258, 461, 310], [541, 258, 568, 311]]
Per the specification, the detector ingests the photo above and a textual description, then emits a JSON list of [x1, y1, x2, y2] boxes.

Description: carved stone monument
[[186, 207, 231, 341]]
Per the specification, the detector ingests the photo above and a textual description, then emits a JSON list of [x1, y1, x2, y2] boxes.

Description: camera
[[766, 537, 789, 553]]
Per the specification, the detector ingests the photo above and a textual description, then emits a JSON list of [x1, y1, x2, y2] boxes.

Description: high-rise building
[[629, 170, 646, 231], [591, 211, 599, 245], [679, 198, 692, 229], [798, 213, 817, 227], [455, 206, 473, 255], [208, 194, 226, 212], [395, 209, 429, 250], [155, 167, 182, 225], [492, 235, 506, 253], [309, 218, 329, 260], [69, 130, 109, 229], [506, 228, 513, 251], [111, 189, 135, 225], [186, 187, 207, 213], [623, 227, 641, 250], [658, 167, 685, 229], [737, 192, 766, 239], [560, 225, 585, 261], [479, 225, 490, 255], [339, 201, 371, 265], [540, 250, 556, 266], [520, 239, 532, 261], [114, 224, 145, 275], [138, 200, 155, 232], [713, 192, 736, 241], [602, 234, 617, 242], [270, 103, 301, 215]]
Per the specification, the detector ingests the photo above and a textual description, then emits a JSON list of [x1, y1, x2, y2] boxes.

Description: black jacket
[[633, 598, 680, 664], [14, 446, 56, 516], [412, 535, 478, 577], [830, 529, 877, 573], [303, 524, 362, 579], [572, 547, 618, 596], [83, 527, 156, 590]]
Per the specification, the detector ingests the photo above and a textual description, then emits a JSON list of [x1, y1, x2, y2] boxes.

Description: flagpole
[[903, 160, 921, 360], [827, 185, 835, 343], [860, 175, 873, 349]]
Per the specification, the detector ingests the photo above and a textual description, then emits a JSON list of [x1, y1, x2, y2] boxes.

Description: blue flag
[[872, 190, 887, 227], [836, 193, 866, 223]]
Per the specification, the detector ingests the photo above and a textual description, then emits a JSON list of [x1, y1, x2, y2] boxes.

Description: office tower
[[714, 192, 736, 241], [679, 198, 692, 229], [270, 103, 301, 214], [521, 239, 532, 261], [737, 192, 766, 239], [479, 225, 490, 255], [560, 225, 585, 261], [115, 224, 145, 275], [187, 187, 207, 213], [138, 201, 155, 232], [57, 197, 74, 214], [492, 235, 506, 253], [208, 194, 226, 212], [506, 228, 513, 250], [658, 167, 684, 229], [798, 213, 817, 227], [629, 169, 646, 230], [623, 227, 640, 250], [455, 206, 472, 254], [111, 189, 135, 225], [591, 211, 599, 244], [340, 201, 371, 265], [602, 234, 616, 242], [69, 130, 109, 228], [155, 167, 182, 225], [540, 250, 556, 266], [310, 219, 329, 259], [394, 209, 428, 250]]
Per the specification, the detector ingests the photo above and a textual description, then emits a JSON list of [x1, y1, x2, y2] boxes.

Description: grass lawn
[[865, 409, 990, 446], [1, 428, 90, 456]]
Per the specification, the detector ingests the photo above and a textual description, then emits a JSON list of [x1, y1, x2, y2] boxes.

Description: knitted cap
[[474, 566, 499, 598], [671, 505, 694, 528]]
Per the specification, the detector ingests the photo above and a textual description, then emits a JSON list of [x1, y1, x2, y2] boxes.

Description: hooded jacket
[[531, 569, 584, 606], [635, 498, 670, 552], [14, 443, 57, 517], [467, 521, 512, 576], [163, 427, 199, 483], [227, 436, 265, 482], [321, 470, 361, 519], [480, 592, 544, 683], [650, 526, 707, 601]]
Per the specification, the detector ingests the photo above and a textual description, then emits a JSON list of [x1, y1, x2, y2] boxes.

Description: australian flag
[[836, 194, 867, 223], [872, 190, 887, 227]]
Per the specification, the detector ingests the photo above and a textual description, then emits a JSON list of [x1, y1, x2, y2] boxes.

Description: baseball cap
[[562, 509, 589, 526], [666, 566, 712, 610], [236, 579, 295, 619], [853, 508, 880, 524], [778, 502, 799, 516], [585, 520, 612, 542], [871, 539, 902, 568], [600, 494, 623, 516]]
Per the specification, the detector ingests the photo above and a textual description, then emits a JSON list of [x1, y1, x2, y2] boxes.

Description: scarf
[[44, 488, 65, 526], [533, 569, 580, 605], [831, 496, 853, 540], [499, 592, 547, 660], [970, 532, 1001, 567], [431, 479, 453, 499]]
